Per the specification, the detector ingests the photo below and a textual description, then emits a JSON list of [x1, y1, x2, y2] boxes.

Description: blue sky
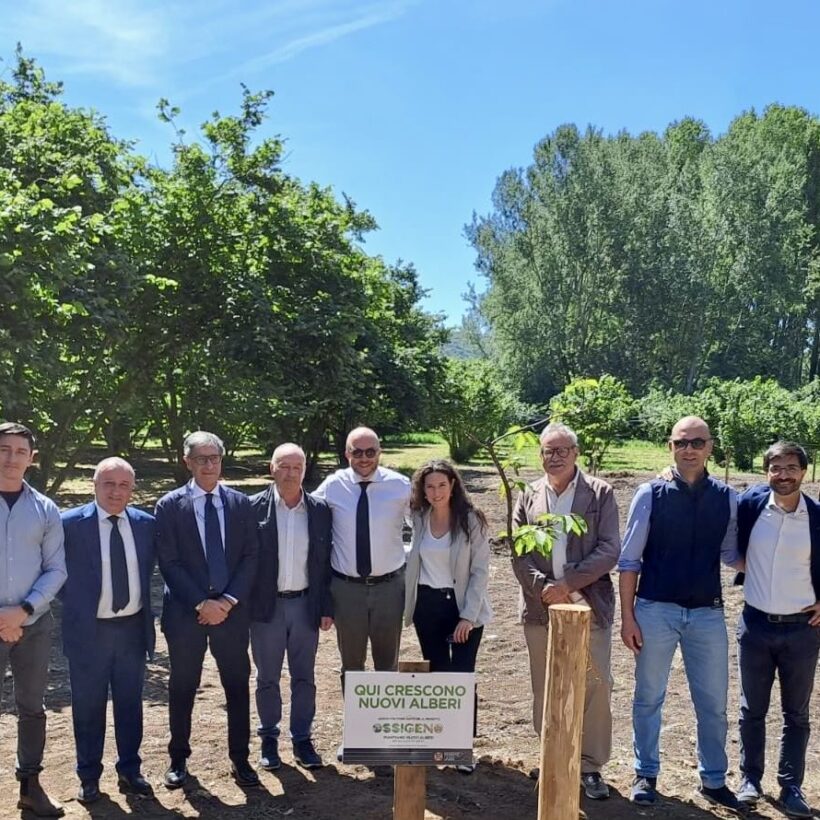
[[3, 0, 820, 323]]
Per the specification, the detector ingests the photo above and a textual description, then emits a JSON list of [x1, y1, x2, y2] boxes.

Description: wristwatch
[[20, 600, 34, 616]]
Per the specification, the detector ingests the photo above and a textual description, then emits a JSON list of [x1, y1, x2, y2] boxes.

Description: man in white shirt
[[314, 427, 410, 687], [61, 458, 156, 804], [735, 441, 820, 817], [248, 444, 332, 772], [511, 422, 620, 800]]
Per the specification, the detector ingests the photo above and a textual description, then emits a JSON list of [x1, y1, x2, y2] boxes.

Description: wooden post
[[393, 660, 430, 820], [537, 604, 591, 820]]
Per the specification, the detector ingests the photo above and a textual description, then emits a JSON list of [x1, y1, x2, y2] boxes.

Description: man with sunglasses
[[512, 422, 620, 800], [619, 416, 745, 814], [734, 442, 820, 817], [314, 427, 410, 697], [155, 431, 259, 789]]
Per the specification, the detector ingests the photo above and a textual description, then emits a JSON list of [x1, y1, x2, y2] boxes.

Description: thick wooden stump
[[537, 603, 591, 820], [393, 660, 430, 820]]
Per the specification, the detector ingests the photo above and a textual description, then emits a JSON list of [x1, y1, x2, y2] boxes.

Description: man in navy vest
[[734, 441, 820, 817], [618, 416, 745, 814], [61, 457, 156, 804]]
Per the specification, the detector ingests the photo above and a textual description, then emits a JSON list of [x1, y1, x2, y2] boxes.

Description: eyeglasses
[[190, 454, 222, 466], [541, 446, 574, 458], [670, 438, 712, 451], [768, 464, 803, 476], [349, 447, 379, 459]]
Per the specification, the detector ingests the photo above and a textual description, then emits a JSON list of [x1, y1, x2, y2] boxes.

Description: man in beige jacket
[[512, 422, 620, 800]]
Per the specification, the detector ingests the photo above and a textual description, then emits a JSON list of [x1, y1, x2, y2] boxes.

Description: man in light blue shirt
[[0, 422, 67, 817]]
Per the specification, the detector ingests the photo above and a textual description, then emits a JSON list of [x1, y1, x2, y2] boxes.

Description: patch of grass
[[379, 440, 450, 476], [603, 439, 672, 474], [382, 431, 445, 446]]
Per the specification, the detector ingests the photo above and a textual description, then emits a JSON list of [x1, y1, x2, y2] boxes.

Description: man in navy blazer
[[155, 431, 259, 789], [735, 441, 820, 816], [60, 457, 156, 804], [249, 443, 333, 771]]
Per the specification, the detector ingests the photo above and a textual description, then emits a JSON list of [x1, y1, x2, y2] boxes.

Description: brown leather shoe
[[17, 775, 65, 817]]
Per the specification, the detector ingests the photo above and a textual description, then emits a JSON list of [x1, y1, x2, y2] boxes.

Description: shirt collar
[[347, 466, 383, 484], [766, 490, 808, 516], [188, 479, 223, 504], [546, 468, 578, 495], [273, 485, 305, 511], [95, 502, 125, 521]]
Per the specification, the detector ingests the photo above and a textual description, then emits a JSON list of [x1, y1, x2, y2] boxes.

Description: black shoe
[[231, 761, 260, 788], [293, 739, 323, 769], [117, 772, 154, 797], [260, 738, 281, 771], [699, 784, 748, 816], [779, 785, 812, 818], [164, 761, 188, 790], [78, 780, 101, 804]]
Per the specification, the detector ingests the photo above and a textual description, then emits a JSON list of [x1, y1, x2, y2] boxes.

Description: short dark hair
[[762, 441, 808, 471], [0, 422, 36, 450]]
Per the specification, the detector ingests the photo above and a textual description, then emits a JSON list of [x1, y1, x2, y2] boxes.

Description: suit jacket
[[249, 486, 332, 629], [155, 482, 258, 631], [60, 502, 156, 659], [512, 470, 620, 627], [735, 484, 820, 598], [404, 509, 493, 627]]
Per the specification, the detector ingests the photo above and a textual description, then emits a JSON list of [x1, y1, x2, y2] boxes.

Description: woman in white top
[[404, 460, 493, 675]]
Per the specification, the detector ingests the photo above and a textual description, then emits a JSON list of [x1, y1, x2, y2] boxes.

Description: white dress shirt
[[418, 520, 452, 589], [95, 503, 142, 618], [274, 487, 309, 592], [745, 492, 815, 615], [188, 479, 226, 555], [544, 471, 583, 602], [314, 466, 410, 577]]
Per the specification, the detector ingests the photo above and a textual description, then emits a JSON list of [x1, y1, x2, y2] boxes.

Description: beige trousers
[[523, 621, 613, 773]]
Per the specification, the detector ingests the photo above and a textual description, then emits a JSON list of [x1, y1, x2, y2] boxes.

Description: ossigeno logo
[[372, 721, 444, 734]]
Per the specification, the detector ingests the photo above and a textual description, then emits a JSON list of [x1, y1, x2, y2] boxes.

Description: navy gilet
[[637, 474, 731, 608]]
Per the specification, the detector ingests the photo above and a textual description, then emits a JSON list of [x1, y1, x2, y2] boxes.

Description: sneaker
[[699, 784, 747, 816], [456, 762, 476, 774], [737, 777, 762, 805], [293, 739, 323, 769], [260, 738, 281, 771], [581, 771, 610, 800], [779, 785, 812, 818], [630, 775, 657, 805]]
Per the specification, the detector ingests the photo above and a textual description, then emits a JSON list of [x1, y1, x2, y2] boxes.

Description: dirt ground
[[2, 465, 819, 819]]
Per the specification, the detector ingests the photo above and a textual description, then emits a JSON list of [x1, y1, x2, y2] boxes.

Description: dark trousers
[[331, 570, 405, 685], [68, 613, 145, 782], [413, 585, 483, 735], [738, 605, 820, 788], [250, 596, 319, 743], [0, 612, 52, 778], [164, 610, 251, 765]]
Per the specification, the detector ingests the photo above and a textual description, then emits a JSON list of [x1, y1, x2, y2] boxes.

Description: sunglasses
[[349, 447, 379, 459], [670, 438, 712, 451], [541, 446, 574, 458], [190, 454, 222, 466]]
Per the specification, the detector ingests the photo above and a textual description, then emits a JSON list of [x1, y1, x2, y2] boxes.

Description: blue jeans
[[633, 598, 728, 788], [737, 605, 820, 788]]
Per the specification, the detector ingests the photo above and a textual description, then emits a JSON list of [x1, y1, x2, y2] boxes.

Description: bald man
[[314, 427, 410, 688], [618, 417, 745, 814]]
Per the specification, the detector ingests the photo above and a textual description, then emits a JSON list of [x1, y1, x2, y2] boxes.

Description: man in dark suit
[[249, 443, 332, 771], [60, 457, 156, 804], [734, 442, 820, 817], [155, 431, 258, 788]]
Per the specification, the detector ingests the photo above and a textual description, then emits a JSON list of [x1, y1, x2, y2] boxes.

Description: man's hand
[[802, 601, 820, 627], [541, 580, 572, 607], [197, 599, 230, 626], [0, 624, 23, 643], [621, 617, 643, 654], [0, 606, 29, 631], [452, 619, 474, 644], [320, 616, 334, 632]]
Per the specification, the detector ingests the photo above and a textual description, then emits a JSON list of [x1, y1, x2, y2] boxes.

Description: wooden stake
[[393, 660, 430, 820], [537, 604, 591, 820]]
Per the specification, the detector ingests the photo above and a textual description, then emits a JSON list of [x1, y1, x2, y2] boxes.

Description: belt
[[747, 604, 812, 624], [418, 584, 455, 596], [332, 567, 405, 586], [277, 589, 308, 599]]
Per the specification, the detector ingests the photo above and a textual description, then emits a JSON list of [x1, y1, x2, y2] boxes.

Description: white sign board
[[342, 671, 475, 766]]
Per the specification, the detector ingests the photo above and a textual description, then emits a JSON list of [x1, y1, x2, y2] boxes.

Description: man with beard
[[734, 442, 820, 818]]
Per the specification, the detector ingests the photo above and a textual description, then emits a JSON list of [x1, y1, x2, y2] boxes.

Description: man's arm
[[25, 500, 67, 613], [617, 483, 652, 653], [223, 496, 259, 605], [563, 484, 620, 592], [720, 490, 742, 568], [510, 488, 548, 592], [155, 495, 209, 609]]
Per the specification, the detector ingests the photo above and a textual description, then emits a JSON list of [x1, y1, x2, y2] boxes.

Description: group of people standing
[[0, 414, 817, 819]]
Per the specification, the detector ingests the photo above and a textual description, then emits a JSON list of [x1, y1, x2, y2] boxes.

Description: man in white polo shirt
[[314, 427, 410, 687], [735, 441, 820, 818]]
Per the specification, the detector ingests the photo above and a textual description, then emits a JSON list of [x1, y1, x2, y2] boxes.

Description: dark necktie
[[109, 515, 129, 613], [356, 481, 372, 578], [205, 492, 229, 594]]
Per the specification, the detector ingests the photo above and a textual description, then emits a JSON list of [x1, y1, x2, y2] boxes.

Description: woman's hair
[[410, 459, 488, 539]]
